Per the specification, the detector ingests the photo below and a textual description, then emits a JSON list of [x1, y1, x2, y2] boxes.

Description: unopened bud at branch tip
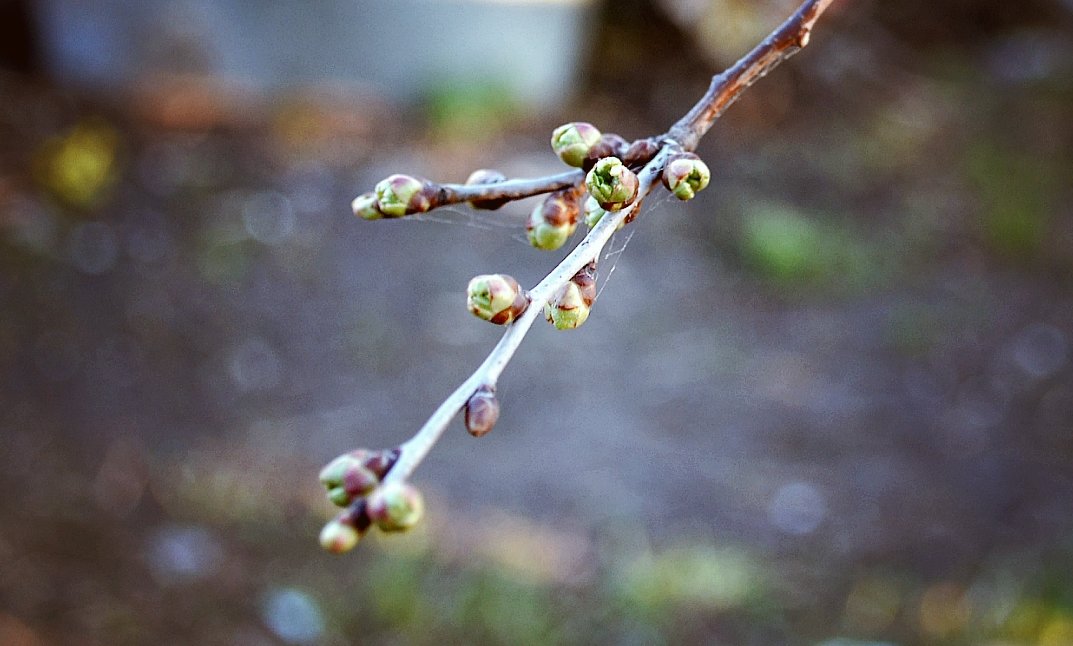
[[375, 174, 432, 217]]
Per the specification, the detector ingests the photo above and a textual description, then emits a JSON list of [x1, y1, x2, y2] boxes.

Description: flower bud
[[583, 133, 628, 170], [623, 138, 660, 166], [465, 169, 510, 211], [366, 482, 425, 532], [467, 273, 529, 324], [662, 152, 711, 201], [319, 517, 362, 554], [319, 452, 378, 507], [544, 263, 597, 330], [551, 122, 602, 168], [583, 195, 625, 230], [465, 386, 500, 438], [526, 189, 580, 251], [585, 157, 639, 211], [351, 192, 384, 220], [374, 174, 433, 217]]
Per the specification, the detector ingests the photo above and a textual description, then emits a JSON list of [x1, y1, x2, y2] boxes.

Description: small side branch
[[432, 169, 585, 208]]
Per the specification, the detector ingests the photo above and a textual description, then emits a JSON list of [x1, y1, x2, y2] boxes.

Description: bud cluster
[[317, 447, 425, 553]]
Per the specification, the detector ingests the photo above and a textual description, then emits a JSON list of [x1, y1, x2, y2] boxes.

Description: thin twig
[[667, 0, 836, 150], [431, 169, 585, 208]]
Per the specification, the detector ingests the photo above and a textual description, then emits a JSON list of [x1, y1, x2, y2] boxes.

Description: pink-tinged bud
[[526, 188, 580, 251], [351, 192, 384, 220], [320, 452, 378, 507], [583, 133, 629, 170], [465, 386, 500, 437], [623, 138, 660, 166], [467, 273, 529, 325], [544, 263, 597, 330], [551, 122, 602, 168], [585, 157, 639, 211], [662, 152, 711, 201], [366, 482, 425, 532], [342, 465, 379, 497], [374, 174, 433, 217], [319, 517, 362, 554], [465, 169, 510, 210]]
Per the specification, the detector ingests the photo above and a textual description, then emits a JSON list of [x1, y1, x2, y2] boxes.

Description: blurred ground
[[2, 1, 1073, 645]]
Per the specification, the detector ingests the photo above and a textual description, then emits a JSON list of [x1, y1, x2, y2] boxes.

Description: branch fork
[[320, 0, 837, 552]]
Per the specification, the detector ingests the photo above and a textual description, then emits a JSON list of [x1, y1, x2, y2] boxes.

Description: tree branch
[[432, 169, 584, 208], [322, 0, 838, 551], [667, 0, 836, 150], [381, 146, 675, 487]]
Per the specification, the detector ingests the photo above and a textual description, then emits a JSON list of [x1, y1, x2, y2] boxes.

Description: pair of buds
[[466, 261, 596, 332]]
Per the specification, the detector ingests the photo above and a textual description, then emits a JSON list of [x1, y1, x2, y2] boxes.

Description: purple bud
[[465, 386, 500, 437], [465, 169, 510, 210]]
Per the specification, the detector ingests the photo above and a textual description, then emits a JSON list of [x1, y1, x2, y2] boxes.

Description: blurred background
[[1, 0, 1072, 643]]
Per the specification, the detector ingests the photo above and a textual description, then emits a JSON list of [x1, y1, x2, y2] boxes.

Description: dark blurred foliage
[[2, 1, 1073, 644], [0, 0, 36, 74]]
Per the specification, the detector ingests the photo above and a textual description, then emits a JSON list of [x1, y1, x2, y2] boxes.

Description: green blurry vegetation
[[614, 543, 765, 616], [739, 202, 882, 293], [423, 81, 520, 142], [966, 142, 1057, 260]]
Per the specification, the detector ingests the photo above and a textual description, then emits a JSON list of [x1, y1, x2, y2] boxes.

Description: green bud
[[465, 169, 510, 210], [526, 189, 580, 251], [351, 192, 383, 220], [465, 386, 499, 438], [319, 517, 362, 554], [583, 195, 625, 230], [467, 273, 529, 325], [366, 482, 425, 532], [662, 153, 710, 201], [544, 263, 597, 330], [551, 122, 602, 168], [319, 452, 380, 507], [319, 452, 362, 488], [585, 157, 639, 211], [374, 174, 432, 217]]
